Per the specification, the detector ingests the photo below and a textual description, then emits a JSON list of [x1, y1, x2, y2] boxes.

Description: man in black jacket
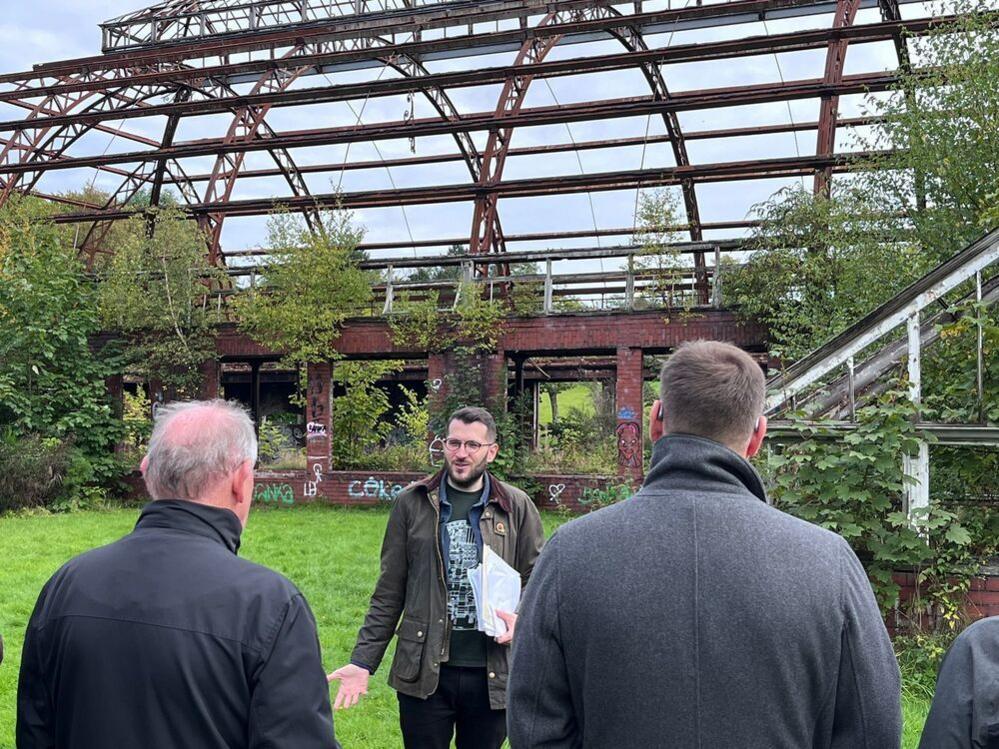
[[508, 340, 902, 748], [17, 399, 339, 749]]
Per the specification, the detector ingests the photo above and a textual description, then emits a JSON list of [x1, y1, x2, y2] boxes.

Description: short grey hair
[[659, 341, 765, 448], [144, 399, 258, 501]]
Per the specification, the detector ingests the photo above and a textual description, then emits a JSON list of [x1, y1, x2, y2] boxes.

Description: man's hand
[[327, 664, 370, 710], [495, 610, 517, 645]]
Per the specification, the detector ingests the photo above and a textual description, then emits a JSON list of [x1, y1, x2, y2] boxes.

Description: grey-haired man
[[17, 399, 339, 749]]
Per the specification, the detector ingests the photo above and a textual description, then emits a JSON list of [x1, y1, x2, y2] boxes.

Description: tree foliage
[[97, 209, 223, 396], [0, 196, 122, 504], [234, 208, 373, 366]]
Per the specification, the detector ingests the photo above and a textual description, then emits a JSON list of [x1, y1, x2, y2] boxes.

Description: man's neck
[[446, 474, 484, 494]]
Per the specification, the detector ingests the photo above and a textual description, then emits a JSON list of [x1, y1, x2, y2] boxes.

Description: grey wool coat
[[508, 434, 901, 749], [918, 616, 999, 748]]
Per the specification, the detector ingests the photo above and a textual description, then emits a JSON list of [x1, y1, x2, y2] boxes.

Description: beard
[[445, 455, 488, 490]]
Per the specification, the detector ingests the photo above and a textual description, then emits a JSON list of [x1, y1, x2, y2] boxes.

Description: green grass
[[0, 506, 930, 747], [538, 384, 595, 424]]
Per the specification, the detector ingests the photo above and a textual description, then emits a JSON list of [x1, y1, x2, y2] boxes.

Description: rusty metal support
[[814, 0, 861, 196]]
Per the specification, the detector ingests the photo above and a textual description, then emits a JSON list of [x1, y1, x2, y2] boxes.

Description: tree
[[234, 208, 373, 367], [632, 189, 690, 309], [97, 209, 224, 396], [0, 196, 121, 502], [725, 186, 918, 361]]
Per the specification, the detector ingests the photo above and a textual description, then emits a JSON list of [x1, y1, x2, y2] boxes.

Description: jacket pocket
[[391, 616, 428, 682]]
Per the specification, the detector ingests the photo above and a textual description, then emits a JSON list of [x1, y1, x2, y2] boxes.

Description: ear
[[745, 415, 768, 458], [485, 441, 499, 464], [231, 459, 255, 506], [140, 455, 149, 475], [649, 399, 665, 443]]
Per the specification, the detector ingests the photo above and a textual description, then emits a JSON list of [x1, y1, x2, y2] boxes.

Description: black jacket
[[919, 616, 999, 748], [17, 500, 339, 749], [509, 434, 901, 748]]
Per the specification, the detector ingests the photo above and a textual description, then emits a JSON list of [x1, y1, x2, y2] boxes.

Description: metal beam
[[766, 228, 999, 413], [2, 0, 919, 86], [0, 16, 955, 131], [48, 151, 869, 223], [0, 72, 898, 176], [768, 421, 999, 446]]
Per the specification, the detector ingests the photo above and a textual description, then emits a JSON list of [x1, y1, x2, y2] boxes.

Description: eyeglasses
[[443, 438, 495, 453]]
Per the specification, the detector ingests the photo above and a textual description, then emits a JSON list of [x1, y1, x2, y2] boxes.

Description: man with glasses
[[329, 406, 544, 749]]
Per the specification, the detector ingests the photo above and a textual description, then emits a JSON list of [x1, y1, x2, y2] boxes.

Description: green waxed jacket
[[350, 469, 545, 709]]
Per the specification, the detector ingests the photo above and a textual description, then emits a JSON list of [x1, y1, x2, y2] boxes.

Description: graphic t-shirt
[[444, 486, 488, 667]]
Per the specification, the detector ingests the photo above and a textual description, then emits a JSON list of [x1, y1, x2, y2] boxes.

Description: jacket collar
[[415, 469, 512, 513], [134, 499, 243, 554], [643, 433, 769, 505]]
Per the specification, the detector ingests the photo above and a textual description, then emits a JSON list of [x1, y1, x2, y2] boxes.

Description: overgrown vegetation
[[234, 208, 373, 367], [732, 3, 999, 631], [97, 209, 224, 396], [0, 196, 122, 511]]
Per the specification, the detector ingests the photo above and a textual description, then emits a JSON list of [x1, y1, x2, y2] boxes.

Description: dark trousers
[[397, 665, 506, 749]]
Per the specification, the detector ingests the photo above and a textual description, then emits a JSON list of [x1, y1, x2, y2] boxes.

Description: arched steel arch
[[198, 38, 502, 263], [469, 5, 705, 293], [814, 0, 861, 195]]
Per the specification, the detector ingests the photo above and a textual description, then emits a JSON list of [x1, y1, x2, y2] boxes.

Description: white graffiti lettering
[[347, 476, 405, 502]]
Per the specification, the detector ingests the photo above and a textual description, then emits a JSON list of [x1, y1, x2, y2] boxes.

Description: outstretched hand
[[495, 610, 517, 645], [327, 663, 370, 710]]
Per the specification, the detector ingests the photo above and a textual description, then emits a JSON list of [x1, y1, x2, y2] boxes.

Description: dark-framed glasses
[[443, 438, 495, 453]]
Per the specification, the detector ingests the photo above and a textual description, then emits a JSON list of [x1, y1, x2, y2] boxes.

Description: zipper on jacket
[[432, 497, 449, 657]]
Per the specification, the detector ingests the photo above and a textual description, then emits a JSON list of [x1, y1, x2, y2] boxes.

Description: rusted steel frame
[[200, 50, 321, 264], [1, 96, 160, 147], [50, 152, 869, 224], [146, 115, 876, 184], [214, 222, 758, 255], [602, 17, 706, 300], [5, 72, 899, 178], [194, 46, 491, 262], [470, 10, 565, 262], [78, 89, 200, 269], [879, 0, 924, 210], [11, 0, 849, 85], [814, 0, 861, 195], [2, 14, 954, 133], [0, 79, 191, 207]]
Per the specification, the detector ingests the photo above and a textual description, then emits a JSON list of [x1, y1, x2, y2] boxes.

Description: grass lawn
[[1, 506, 930, 748], [538, 384, 595, 424]]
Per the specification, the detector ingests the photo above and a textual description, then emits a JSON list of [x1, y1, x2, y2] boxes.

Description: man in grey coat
[[918, 615, 999, 748], [508, 340, 901, 748]]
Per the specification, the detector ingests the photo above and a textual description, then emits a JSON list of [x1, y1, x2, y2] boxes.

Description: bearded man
[[329, 406, 544, 749]]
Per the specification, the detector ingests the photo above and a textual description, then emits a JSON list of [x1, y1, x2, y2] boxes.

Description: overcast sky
[[0, 0, 922, 273]]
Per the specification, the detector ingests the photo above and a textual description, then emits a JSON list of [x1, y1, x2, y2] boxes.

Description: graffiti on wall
[[616, 421, 641, 468], [255, 483, 295, 506], [307, 367, 327, 424], [347, 476, 405, 502], [306, 421, 327, 439], [428, 436, 445, 466], [303, 463, 323, 498], [547, 483, 566, 505]]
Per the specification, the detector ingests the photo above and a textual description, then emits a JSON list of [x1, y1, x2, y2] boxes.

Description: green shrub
[[0, 431, 72, 512]]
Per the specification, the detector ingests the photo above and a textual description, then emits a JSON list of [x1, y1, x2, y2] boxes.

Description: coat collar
[[414, 468, 512, 513], [644, 433, 769, 505], [134, 499, 243, 553]]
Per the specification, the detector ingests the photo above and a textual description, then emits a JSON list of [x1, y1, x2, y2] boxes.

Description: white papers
[[467, 545, 521, 637]]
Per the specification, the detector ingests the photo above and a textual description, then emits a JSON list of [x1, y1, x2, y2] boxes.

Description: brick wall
[[889, 569, 999, 634], [215, 311, 767, 360]]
